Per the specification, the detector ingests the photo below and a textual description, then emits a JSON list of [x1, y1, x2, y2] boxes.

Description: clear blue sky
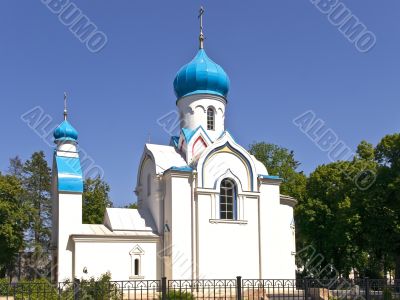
[[1, 1, 399, 207]]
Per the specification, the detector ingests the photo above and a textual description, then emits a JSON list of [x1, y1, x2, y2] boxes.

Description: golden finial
[[198, 6, 205, 49], [63, 92, 68, 121]]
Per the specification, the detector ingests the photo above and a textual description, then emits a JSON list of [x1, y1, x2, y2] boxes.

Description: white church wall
[[73, 240, 158, 281], [276, 204, 296, 278], [177, 94, 226, 141], [140, 158, 162, 233], [259, 182, 296, 279], [196, 193, 260, 279], [164, 171, 194, 279], [51, 168, 59, 249], [56, 141, 78, 154], [162, 174, 173, 279], [57, 193, 82, 282]]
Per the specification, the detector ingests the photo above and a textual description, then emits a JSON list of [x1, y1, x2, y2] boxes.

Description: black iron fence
[[0, 278, 399, 300]]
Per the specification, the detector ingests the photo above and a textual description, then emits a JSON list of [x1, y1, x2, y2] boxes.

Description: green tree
[[374, 134, 400, 279], [124, 202, 138, 209], [296, 141, 378, 278], [8, 156, 24, 181], [23, 151, 52, 278], [249, 142, 307, 201], [296, 161, 364, 277], [0, 173, 28, 278], [82, 177, 112, 224]]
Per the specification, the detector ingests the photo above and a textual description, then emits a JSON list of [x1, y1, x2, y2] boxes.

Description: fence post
[[12, 283, 16, 300], [304, 278, 309, 300], [73, 278, 80, 300], [365, 277, 370, 300], [236, 276, 242, 300], [161, 277, 167, 300]]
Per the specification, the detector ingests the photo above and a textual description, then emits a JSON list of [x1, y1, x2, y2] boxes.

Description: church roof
[[181, 126, 212, 144], [173, 49, 230, 99], [104, 208, 155, 232], [170, 136, 179, 147], [73, 224, 159, 238], [182, 127, 197, 142], [54, 120, 78, 142], [280, 194, 297, 207], [145, 144, 188, 174]]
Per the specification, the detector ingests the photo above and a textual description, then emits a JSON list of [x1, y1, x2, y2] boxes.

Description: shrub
[[0, 278, 58, 300], [0, 278, 11, 296], [61, 272, 120, 300], [164, 290, 195, 300], [383, 287, 393, 300]]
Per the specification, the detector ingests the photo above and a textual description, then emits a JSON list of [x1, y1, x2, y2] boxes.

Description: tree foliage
[[124, 202, 138, 209], [374, 134, 400, 278], [22, 151, 52, 278], [82, 177, 113, 224], [249, 142, 307, 201], [295, 137, 400, 279], [1, 151, 116, 280], [0, 174, 28, 277]]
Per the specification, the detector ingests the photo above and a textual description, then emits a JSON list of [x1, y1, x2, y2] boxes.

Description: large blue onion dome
[[173, 49, 230, 99], [53, 120, 78, 142]]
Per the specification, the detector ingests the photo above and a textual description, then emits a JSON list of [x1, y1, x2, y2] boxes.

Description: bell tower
[[51, 94, 84, 282], [173, 7, 230, 142]]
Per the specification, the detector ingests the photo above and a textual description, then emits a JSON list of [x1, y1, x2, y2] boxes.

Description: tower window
[[220, 178, 237, 220], [207, 108, 215, 130]]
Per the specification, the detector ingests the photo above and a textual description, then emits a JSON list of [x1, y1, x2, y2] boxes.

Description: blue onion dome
[[53, 120, 78, 142], [173, 49, 230, 99]]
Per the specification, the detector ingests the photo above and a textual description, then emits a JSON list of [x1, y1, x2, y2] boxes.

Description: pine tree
[[8, 156, 24, 181], [22, 151, 51, 279]]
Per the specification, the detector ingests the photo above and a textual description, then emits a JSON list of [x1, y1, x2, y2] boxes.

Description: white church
[[50, 10, 297, 283]]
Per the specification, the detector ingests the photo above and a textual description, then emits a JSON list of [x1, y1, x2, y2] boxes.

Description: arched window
[[207, 108, 215, 130], [220, 178, 237, 220]]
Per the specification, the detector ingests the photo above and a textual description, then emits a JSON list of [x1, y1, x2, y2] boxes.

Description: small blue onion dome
[[173, 49, 230, 99], [53, 120, 78, 142]]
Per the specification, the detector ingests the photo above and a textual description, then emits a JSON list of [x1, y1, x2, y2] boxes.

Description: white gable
[[129, 245, 145, 255], [250, 155, 269, 175], [145, 144, 187, 174]]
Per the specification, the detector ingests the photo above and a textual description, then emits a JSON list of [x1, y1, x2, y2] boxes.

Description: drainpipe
[[191, 171, 198, 280], [257, 177, 262, 279], [158, 173, 166, 279]]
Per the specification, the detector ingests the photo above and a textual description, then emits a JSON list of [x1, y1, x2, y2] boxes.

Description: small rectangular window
[[134, 258, 140, 276], [207, 108, 215, 130]]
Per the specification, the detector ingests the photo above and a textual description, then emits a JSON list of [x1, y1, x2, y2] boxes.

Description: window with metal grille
[[220, 178, 236, 220], [207, 108, 215, 130]]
